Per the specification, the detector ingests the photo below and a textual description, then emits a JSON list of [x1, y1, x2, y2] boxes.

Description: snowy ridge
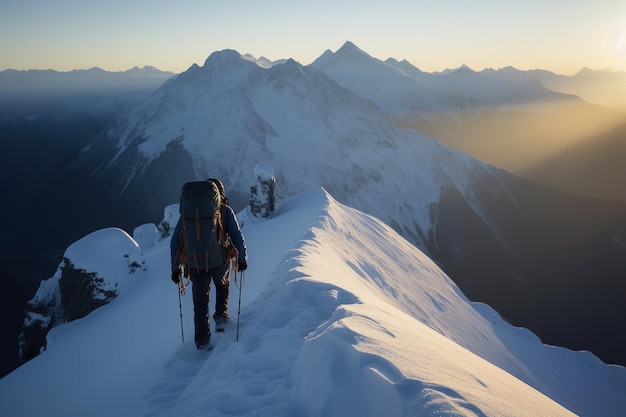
[[1, 188, 624, 416]]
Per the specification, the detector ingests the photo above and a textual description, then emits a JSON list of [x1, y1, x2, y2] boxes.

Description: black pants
[[189, 262, 230, 348]]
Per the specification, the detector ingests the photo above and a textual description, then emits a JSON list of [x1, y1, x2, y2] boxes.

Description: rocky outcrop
[[250, 162, 275, 218], [18, 258, 119, 364], [18, 227, 146, 364]]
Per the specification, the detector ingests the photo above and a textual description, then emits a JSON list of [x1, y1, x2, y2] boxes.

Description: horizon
[[1, 1, 625, 75], [2, 56, 626, 78]]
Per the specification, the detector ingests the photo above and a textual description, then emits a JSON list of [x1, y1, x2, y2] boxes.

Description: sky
[[1, 188, 625, 416], [1, 0, 625, 75]]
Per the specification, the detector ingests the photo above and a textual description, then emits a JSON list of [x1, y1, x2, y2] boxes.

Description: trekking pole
[[236, 270, 244, 342], [177, 266, 186, 343]]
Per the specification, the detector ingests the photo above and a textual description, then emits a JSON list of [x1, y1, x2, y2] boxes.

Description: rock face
[[18, 227, 147, 364], [19, 258, 119, 363], [18, 271, 62, 364], [59, 258, 119, 322], [250, 162, 276, 218]]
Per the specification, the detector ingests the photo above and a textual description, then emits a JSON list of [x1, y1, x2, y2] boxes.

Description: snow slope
[[2, 188, 625, 416]]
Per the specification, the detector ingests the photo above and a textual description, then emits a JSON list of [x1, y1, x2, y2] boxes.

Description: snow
[[1, 187, 625, 416], [254, 161, 274, 179], [65, 227, 142, 269], [133, 223, 159, 251]]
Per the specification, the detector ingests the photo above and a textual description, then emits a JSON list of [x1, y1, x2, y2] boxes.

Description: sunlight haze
[[1, 0, 625, 74]]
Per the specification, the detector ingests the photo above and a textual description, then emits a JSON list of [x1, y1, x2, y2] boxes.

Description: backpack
[[178, 181, 225, 273]]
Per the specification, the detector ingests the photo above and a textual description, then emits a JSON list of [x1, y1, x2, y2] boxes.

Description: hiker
[[170, 178, 248, 349]]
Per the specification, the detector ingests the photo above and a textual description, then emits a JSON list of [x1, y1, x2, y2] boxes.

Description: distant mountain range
[[311, 41, 626, 201], [0, 66, 175, 116], [0, 65, 174, 92], [1, 42, 625, 379]]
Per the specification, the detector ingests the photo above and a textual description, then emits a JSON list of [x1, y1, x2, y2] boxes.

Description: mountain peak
[[310, 41, 382, 73], [202, 49, 244, 68], [172, 48, 263, 87], [455, 64, 476, 74], [384, 57, 427, 79], [263, 58, 308, 81], [335, 40, 372, 60]]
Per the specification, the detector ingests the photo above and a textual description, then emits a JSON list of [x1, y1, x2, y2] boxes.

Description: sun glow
[[616, 31, 626, 55]]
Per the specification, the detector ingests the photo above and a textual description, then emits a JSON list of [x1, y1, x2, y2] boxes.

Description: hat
[[207, 178, 225, 198]]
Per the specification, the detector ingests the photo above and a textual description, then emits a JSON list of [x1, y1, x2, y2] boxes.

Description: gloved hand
[[238, 260, 248, 271], [171, 269, 181, 284]]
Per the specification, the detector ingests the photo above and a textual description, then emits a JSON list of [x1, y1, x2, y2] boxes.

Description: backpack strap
[[173, 217, 190, 274]]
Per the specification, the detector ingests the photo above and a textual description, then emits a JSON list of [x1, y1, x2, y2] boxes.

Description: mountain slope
[[521, 121, 626, 201], [62, 48, 626, 368], [3, 188, 625, 416], [538, 67, 626, 112]]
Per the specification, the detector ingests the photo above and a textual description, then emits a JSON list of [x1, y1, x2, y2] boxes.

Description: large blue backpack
[[179, 181, 225, 273]]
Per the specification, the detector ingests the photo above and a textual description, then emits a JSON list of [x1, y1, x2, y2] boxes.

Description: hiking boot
[[214, 314, 230, 332], [197, 342, 213, 352], [196, 333, 211, 350]]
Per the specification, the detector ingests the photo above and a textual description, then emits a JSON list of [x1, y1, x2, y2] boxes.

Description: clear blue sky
[[1, 0, 625, 74]]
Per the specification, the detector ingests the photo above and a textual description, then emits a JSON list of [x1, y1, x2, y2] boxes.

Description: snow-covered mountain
[[311, 42, 626, 199], [2, 188, 625, 416], [57, 47, 626, 371], [71, 48, 455, 223], [311, 41, 577, 117]]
